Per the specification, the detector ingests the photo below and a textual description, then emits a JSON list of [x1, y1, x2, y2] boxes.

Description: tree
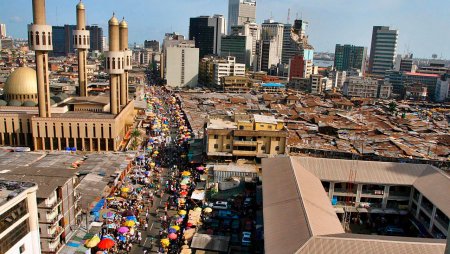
[[388, 101, 397, 113], [129, 129, 141, 150]]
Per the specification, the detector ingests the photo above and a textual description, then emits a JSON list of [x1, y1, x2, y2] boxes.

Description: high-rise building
[[368, 26, 398, 76], [86, 25, 104, 52], [260, 38, 278, 72], [334, 44, 367, 72], [166, 47, 199, 88], [228, 0, 256, 34], [0, 23, 6, 38], [230, 22, 260, 69], [161, 32, 195, 80], [281, 20, 311, 64], [144, 40, 160, 52], [189, 15, 226, 58], [52, 24, 103, 56], [394, 54, 414, 72], [220, 34, 252, 67], [261, 19, 284, 71]]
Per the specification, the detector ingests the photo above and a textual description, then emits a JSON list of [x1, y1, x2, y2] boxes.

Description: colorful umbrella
[[194, 207, 202, 212], [181, 171, 191, 176], [121, 187, 130, 193], [161, 238, 170, 247], [180, 191, 188, 197], [123, 220, 136, 227], [117, 226, 129, 234], [97, 238, 115, 250], [178, 210, 187, 215], [203, 207, 213, 213], [170, 225, 180, 231], [85, 235, 100, 248], [168, 233, 178, 240], [168, 228, 177, 234], [126, 216, 137, 221], [196, 166, 205, 171]]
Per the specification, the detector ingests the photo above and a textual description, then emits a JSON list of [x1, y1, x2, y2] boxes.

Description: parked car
[[242, 231, 252, 246], [212, 201, 228, 210]]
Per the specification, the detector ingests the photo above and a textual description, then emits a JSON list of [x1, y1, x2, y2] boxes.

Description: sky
[[1, 0, 449, 59]]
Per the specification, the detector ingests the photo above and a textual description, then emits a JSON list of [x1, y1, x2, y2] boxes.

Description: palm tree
[[130, 129, 141, 150], [388, 101, 397, 114]]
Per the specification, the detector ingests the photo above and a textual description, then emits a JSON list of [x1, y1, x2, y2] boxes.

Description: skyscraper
[[334, 44, 367, 72], [86, 25, 104, 52], [230, 22, 260, 69], [0, 23, 6, 38], [52, 24, 103, 56], [228, 0, 256, 34], [189, 15, 226, 58], [261, 19, 284, 69], [220, 34, 252, 67], [368, 26, 398, 76], [281, 20, 312, 65]]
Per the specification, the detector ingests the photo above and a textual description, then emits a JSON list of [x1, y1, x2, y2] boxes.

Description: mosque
[[0, 0, 135, 152]]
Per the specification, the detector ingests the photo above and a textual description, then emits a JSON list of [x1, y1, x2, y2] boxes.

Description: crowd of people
[[85, 86, 209, 254]]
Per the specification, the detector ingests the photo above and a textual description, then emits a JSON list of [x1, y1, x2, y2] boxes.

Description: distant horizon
[[1, 0, 449, 59]]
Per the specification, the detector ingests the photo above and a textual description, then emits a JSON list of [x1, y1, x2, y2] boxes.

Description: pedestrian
[[144, 222, 148, 231]]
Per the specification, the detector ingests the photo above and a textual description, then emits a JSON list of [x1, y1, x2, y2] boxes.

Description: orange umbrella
[[97, 238, 115, 249]]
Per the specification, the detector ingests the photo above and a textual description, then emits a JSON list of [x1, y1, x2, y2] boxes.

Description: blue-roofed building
[[261, 83, 286, 93]]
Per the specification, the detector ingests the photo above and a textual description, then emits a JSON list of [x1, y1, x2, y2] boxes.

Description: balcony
[[75, 206, 82, 215], [361, 189, 384, 196], [40, 197, 62, 210], [388, 191, 411, 199], [334, 188, 357, 196], [74, 193, 82, 202], [232, 150, 257, 156], [233, 140, 257, 146], [42, 213, 63, 225], [47, 225, 64, 239]]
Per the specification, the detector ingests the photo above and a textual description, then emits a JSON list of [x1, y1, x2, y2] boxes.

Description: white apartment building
[[261, 20, 284, 67], [213, 56, 246, 86], [166, 47, 199, 88], [0, 180, 40, 254]]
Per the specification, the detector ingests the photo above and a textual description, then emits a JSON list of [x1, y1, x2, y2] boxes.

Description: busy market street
[[82, 86, 209, 254]]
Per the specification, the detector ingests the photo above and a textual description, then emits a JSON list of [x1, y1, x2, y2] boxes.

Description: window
[[19, 245, 25, 253], [35, 31, 39, 45], [260, 125, 264, 128], [214, 144, 218, 149], [276, 137, 280, 141], [239, 126, 244, 130], [112, 58, 116, 69], [261, 146, 265, 151], [213, 135, 218, 139], [268, 125, 273, 129], [42, 32, 46, 45], [275, 146, 280, 151], [48, 32, 52, 45], [226, 135, 230, 140], [226, 144, 230, 149]]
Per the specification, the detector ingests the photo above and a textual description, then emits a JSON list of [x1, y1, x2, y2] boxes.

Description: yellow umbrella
[[170, 225, 180, 231], [178, 210, 187, 216], [121, 187, 130, 193], [203, 207, 213, 213], [123, 220, 136, 227], [153, 151, 159, 155], [85, 235, 100, 248], [194, 207, 202, 212], [161, 238, 170, 247], [181, 171, 191, 176]]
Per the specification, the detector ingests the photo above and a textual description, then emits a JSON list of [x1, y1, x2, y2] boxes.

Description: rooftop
[[0, 180, 36, 207]]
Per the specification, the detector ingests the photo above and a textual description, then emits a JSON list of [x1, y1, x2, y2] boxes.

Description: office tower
[[166, 47, 199, 88], [161, 32, 195, 79], [28, 0, 53, 117], [105, 14, 123, 114], [74, 1, 90, 97], [282, 19, 313, 64], [0, 23, 6, 38], [334, 44, 367, 72], [228, 0, 256, 34], [220, 34, 252, 67], [86, 25, 104, 52], [144, 40, 160, 51], [189, 15, 226, 58], [261, 19, 284, 69], [120, 18, 132, 107], [394, 54, 414, 72], [230, 22, 259, 69], [368, 26, 398, 76]]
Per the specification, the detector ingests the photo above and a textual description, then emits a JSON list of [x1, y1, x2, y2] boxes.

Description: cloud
[[10, 16, 23, 23]]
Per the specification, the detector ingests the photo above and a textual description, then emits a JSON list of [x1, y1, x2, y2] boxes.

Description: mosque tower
[[105, 14, 124, 115], [74, 1, 90, 97], [119, 18, 132, 107], [28, 0, 52, 117]]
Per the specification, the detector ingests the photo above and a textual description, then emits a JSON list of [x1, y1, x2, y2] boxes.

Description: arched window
[[35, 31, 40, 45], [48, 32, 52, 45], [83, 35, 86, 45], [29, 31, 34, 46], [122, 58, 125, 68], [79, 35, 82, 45], [74, 35, 77, 45], [118, 58, 121, 69], [42, 32, 46, 45], [87, 36, 90, 45], [112, 58, 116, 69], [106, 58, 110, 69]]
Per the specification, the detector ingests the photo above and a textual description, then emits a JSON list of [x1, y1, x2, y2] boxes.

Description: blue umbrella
[[126, 216, 137, 222], [119, 235, 127, 242], [102, 235, 115, 241], [168, 228, 177, 234]]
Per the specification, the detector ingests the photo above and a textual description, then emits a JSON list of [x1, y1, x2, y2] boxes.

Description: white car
[[242, 231, 252, 246], [212, 201, 228, 210]]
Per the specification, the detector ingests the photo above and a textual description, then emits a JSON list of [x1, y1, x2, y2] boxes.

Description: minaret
[[119, 18, 132, 107], [105, 14, 123, 115], [74, 1, 90, 97], [28, 0, 52, 117]]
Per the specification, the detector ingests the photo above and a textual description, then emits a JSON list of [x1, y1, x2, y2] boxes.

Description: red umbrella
[[97, 238, 115, 249], [187, 222, 193, 227], [180, 191, 188, 197], [168, 233, 178, 240]]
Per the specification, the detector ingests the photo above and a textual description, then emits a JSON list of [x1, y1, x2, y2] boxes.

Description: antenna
[[287, 8, 291, 24], [296, 12, 299, 20]]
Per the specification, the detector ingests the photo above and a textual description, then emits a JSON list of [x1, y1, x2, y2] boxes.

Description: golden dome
[[4, 67, 38, 95], [119, 18, 128, 28], [109, 14, 119, 26], [77, 1, 85, 10]]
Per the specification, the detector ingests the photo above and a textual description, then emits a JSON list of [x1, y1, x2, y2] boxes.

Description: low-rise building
[[206, 114, 287, 160], [260, 82, 286, 94], [220, 76, 252, 93], [0, 180, 40, 254], [343, 77, 392, 98]]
